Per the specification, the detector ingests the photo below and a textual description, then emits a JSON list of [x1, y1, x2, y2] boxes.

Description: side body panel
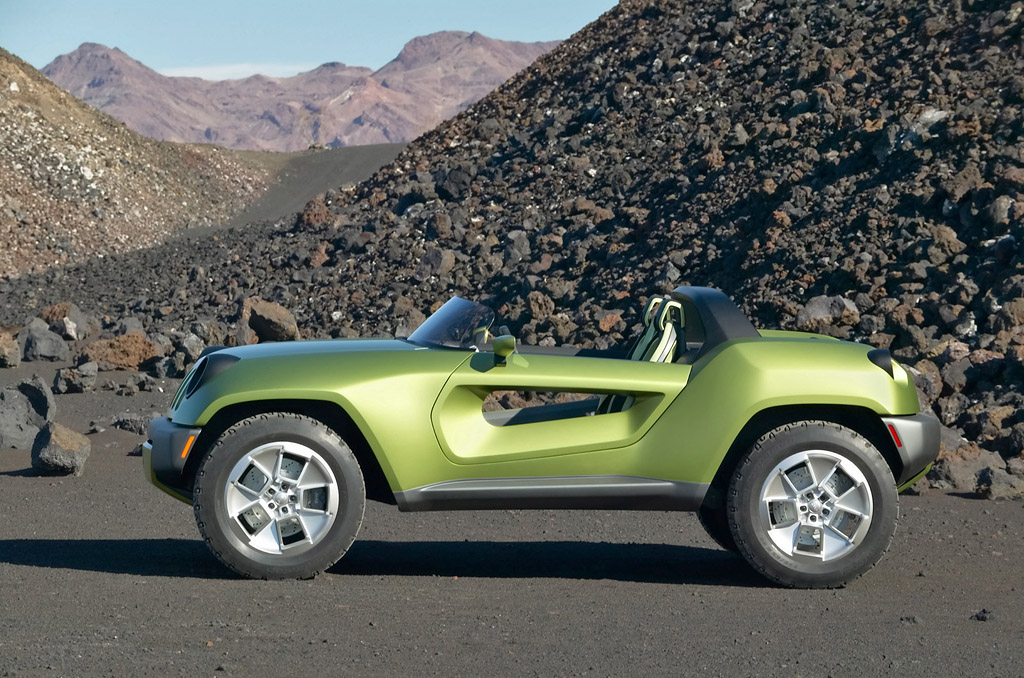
[[171, 335, 919, 496]]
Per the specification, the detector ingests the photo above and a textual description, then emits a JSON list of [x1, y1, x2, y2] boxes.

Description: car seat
[[597, 296, 684, 414]]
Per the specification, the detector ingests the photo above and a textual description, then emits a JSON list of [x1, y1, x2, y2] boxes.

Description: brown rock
[[31, 422, 90, 476], [0, 331, 20, 368], [241, 298, 300, 342], [79, 332, 160, 370], [300, 196, 331, 226], [598, 313, 623, 332], [929, 225, 966, 256], [929, 443, 1004, 491], [309, 241, 329, 268], [528, 291, 555, 319], [1001, 298, 1024, 326]]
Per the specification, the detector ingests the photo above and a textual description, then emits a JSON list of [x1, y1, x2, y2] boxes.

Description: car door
[[430, 350, 691, 465]]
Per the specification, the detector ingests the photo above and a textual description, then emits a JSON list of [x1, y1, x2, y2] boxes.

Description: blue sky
[[1, 0, 617, 78]]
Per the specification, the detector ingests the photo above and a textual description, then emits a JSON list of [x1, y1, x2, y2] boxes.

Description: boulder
[[928, 444, 1005, 492], [795, 295, 860, 332], [242, 298, 300, 342], [41, 302, 96, 341], [0, 377, 57, 449], [19, 318, 70, 362], [414, 246, 456, 281], [975, 465, 1024, 500], [31, 422, 90, 476], [52, 361, 99, 394], [112, 414, 150, 435]]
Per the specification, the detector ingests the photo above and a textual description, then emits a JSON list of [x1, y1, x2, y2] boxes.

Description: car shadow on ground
[[0, 538, 233, 579], [333, 540, 764, 587], [0, 538, 762, 586]]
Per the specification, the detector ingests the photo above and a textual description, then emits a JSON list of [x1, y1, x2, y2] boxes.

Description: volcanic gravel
[[2, 0, 1024, 479]]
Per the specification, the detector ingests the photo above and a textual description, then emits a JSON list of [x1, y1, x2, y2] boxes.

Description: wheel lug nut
[[290, 495, 297, 503], [809, 515, 817, 522], [282, 507, 289, 514], [268, 502, 276, 509]]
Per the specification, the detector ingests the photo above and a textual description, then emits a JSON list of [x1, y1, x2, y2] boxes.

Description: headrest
[[641, 296, 665, 327], [656, 299, 684, 331]]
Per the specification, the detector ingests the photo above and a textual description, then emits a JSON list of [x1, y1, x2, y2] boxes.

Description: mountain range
[[42, 32, 558, 151]]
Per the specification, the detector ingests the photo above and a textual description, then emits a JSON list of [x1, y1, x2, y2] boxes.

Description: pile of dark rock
[[2, 0, 1024, 496]]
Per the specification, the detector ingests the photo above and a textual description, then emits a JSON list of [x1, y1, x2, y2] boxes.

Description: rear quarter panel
[[637, 336, 921, 484]]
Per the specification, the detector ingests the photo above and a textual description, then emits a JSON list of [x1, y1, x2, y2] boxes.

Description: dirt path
[[224, 143, 405, 228], [1, 364, 1022, 676]]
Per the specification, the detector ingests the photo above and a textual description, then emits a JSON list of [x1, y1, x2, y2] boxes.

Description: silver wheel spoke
[[248, 520, 283, 553], [835, 485, 870, 515], [296, 511, 331, 542], [766, 522, 803, 554], [225, 484, 260, 517], [780, 471, 801, 497], [821, 523, 854, 560], [816, 461, 842, 495], [297, 460, 331, 489], [271, 449, 284, 480]]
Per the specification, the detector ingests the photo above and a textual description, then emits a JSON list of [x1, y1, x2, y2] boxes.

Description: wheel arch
[[184, 399, 396, 505], [701, 404, 902, 511]]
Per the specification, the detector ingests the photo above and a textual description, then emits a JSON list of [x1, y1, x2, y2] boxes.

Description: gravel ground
[[0, 364, 1022, 677]]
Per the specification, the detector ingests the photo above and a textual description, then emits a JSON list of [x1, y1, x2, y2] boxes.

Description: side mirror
[[493, 334, 516, 364]]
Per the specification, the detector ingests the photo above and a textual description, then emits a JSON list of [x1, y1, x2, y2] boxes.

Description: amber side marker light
[[887, 424, 903, 448], [180, 434, 197, 460]]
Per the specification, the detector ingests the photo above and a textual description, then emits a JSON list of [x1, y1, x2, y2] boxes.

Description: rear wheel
[[727, 420, 897, 588], [193, 412, 365, 579]]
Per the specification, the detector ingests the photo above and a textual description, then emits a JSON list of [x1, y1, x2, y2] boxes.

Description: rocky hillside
[[3, 0, 1024, 493], [42, 33, 559, 151], [0, 47, 267, 279]]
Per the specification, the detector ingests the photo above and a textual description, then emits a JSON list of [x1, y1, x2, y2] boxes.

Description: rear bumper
[[881, 412, 940, 486], [143, 416, 201, 504]]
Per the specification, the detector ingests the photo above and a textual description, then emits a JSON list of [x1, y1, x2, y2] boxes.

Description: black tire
[[726, 420, 897, 588], [697, 503, 738, 553], [193, 412, 365, 579]]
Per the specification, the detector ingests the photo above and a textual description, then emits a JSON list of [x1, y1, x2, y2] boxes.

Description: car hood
[[218, 338, 431, 360]]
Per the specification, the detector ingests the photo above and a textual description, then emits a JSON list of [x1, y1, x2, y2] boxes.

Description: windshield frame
[[407, 296, 495, 350]]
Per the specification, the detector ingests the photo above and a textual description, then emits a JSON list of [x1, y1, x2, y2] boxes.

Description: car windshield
[[408, 296, 495, 350]]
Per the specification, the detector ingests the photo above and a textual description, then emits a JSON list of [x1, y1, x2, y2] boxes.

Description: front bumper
[[881, 412, 940, 487], [143, 416, 202, 504]]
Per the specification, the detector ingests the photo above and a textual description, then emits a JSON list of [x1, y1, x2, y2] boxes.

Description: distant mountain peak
[[41, 32, 559, 151]]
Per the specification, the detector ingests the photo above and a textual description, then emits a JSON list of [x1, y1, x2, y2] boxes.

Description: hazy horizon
[[1, 0, 616, 79]]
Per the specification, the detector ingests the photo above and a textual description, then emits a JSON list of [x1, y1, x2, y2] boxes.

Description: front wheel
[[727, 421, 898, 588], [193, 413, 365, 579]]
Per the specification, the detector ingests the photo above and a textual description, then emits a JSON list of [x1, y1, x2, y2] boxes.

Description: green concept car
[[144, 286, 938, 587]]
